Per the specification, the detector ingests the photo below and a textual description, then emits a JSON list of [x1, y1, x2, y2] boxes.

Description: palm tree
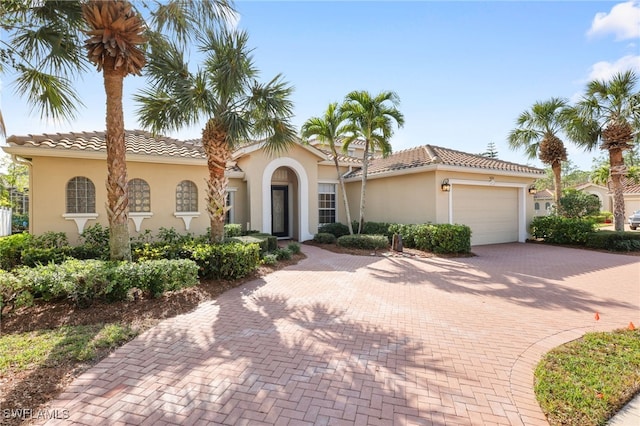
[[567, 70, 640, 231], [301, 103, 354, 235], [136, 29, 296, 243], [340, 90, 404, 233], [82, 0, 146, 260], [1, 0, 87, 137], [2, 0, 235, 260], [508, 98, 569, 204]]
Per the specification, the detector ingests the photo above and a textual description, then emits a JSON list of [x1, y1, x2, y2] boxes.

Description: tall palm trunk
[[551, 160, 562, 207], [358, 141, 369, 234], [609, 147, 626, 232], [203, 120, 230, 243], [331, 155, 354, 235], [103, 56, 131, 261]]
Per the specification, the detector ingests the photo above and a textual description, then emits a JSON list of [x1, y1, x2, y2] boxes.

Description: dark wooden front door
[[271, 185, 289, 237]]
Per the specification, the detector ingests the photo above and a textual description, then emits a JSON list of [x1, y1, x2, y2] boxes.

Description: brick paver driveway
[[41, 243, 639, 425]]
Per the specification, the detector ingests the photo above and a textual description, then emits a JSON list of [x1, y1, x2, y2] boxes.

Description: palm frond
[[13, 67, 84, 122]]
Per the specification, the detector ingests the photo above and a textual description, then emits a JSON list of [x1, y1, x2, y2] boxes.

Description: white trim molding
[[129, 212, 153, 232], [174, 211, 200, 231], [262, 157, 313, 241], [446, 178, 529, 243], [62, 213, 99, 234]]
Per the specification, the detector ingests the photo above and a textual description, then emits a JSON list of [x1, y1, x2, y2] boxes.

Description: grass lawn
[[535, 328, 640, 426]]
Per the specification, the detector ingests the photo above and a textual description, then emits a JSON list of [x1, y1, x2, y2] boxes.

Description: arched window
[[176, 180, 198, 212], [66, 177, 96, 213], [128, 178, 151, 212], [545, 202, 551, 210], [534, 202, 540, 210]]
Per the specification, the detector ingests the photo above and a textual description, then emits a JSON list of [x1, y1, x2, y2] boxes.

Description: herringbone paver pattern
[[37, 243, 639, 425]]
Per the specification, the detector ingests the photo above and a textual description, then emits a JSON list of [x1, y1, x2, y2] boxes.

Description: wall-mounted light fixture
[[528, 185, 537, 195], [441, 179, 451, 192]]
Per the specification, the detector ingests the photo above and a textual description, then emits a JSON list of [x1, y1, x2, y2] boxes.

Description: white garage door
[[452, 185, 519, 246]]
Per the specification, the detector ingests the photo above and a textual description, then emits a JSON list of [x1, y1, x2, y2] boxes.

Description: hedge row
[[0, 259, 199, 315], [337, 234, 389, 250], [389, 223, 471, 254], [315, 221, 472, 254], [530, 216, 597, 245]]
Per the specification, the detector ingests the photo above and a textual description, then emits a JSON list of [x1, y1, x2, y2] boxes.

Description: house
[[2, 130, 544, 246], [533, 189, 555, 216]]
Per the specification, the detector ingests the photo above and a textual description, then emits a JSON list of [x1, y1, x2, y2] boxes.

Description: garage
[[452, 185, 520, 246]]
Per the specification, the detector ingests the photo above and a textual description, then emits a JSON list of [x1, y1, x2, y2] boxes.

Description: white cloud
[[587, 55, 640, 81], [587, 1, 640, 40]]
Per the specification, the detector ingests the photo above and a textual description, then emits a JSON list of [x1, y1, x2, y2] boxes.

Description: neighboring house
[[533, 189, 555, 216], [574, 182, 612, 213], [622, 178, 640, 214], [2, 130, 543, 246]]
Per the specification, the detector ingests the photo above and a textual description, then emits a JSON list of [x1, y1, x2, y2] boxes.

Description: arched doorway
[[261, 157, 313, 241]]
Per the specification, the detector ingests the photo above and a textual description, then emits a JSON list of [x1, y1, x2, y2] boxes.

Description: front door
[[271, 185, 289, 237]]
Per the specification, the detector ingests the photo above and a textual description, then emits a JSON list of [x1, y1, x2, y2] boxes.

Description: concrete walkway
[[39, 243, 639, 425]]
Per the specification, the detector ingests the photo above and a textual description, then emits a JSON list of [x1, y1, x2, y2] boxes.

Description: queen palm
[[508, 98, 569, 204], [340, 90, 404, 233], [567, 70, 640, 231], [301, 103, 354, 235], [136, 29, 296, 243]]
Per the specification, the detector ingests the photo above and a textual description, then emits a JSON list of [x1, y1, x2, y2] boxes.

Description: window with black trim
[[66, 177, 96, 213]]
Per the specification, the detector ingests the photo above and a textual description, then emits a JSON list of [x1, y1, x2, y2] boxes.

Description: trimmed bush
[[313, 233, 337, 244], [0, 269, 34, 317], [0, 233, 33, 270], [352, 221, 392, 239], [388, 223, 420, 248], [224, 224, 242, 238], [530, 216, 597, 245], [337, 234, 389, 250], [188, 242, 260, 280], [287, 242, 301, 254], [318, 223, 350, 238], [262, 253, 278, 266], [9, 258, 199, 307], [274, 247, 292, 261], [21, 246, 73, 267], [585, 231, 640, 252], [429, 224, 471, 254]]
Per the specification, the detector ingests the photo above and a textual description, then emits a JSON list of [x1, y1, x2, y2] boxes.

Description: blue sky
[[2, 0, 640, 171]]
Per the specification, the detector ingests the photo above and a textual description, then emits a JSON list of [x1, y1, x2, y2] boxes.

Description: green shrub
[[318, 222, 350, 238], [157, 227, 194, 244], [77, 224, 110, 260], [585, 231, 640, 252], [287, 242, 301, 254], [32, 232, 68, 249], [274, 247, 292, 261], [352, 221, 392, 239], [429, 224, 471, 254], [337, 234, 389, 250], [11, 258, 199, 307], [188, 242, 260, 280], [558, 189, 601, 218], [229, 235, 270, 254], [313, 233, 337, 244], [224, 224, 242, 238], [0, 233, 33, 270], [413, 224, 437, 251], [530, 216, 597, 245], [388, 223, 421, 248], [251, 234, 278, 252], [262, 253, 278, 266], [21, 246, 73, 267], [0, 269, 33, 317], [131, 242, 185, 261], [12, 213, 29, 233]]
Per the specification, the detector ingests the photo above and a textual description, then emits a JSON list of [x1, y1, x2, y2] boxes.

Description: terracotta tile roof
[[345, 145, 543, 178], [534, 189, 554, 199], [8, 130, 205, 158], [6, 130, 247, 171], [316, 148, 362, 165], [622, 177, 640, 194]]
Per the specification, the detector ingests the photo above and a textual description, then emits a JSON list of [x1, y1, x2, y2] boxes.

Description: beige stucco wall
[[236, 145, 336, 239], [346, 168, 538, 242], [29, 156, 250, 243]]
